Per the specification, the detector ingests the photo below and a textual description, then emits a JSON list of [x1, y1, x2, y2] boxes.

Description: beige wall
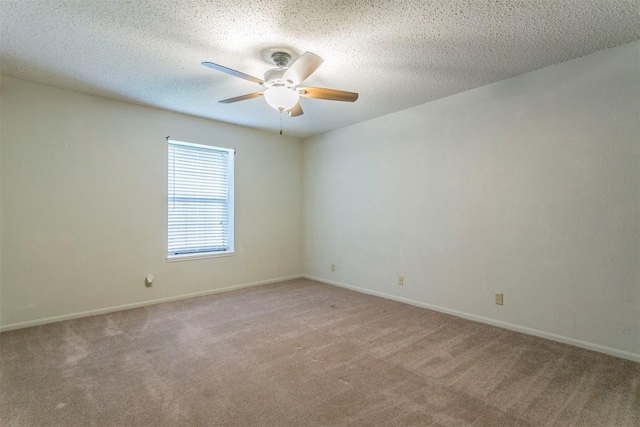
[[0, 76, 303, 327], [0, 75, 3, 326], [303, 41, 640, 359]]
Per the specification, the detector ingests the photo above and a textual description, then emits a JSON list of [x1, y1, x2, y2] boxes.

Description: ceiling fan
[[202, 51, 358, 117]]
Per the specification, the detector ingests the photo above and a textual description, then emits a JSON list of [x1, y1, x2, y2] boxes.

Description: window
[[167, 140, 234, 260]]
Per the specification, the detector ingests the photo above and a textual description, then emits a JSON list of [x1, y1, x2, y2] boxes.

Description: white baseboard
[[0, 275, 304, 332], [304, 275, 640, 363]]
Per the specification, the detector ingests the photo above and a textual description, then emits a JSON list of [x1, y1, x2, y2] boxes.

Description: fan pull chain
[[280, 110, 283, 135]]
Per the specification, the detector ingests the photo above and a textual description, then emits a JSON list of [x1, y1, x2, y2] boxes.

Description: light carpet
[[1, 278, 638, 426]]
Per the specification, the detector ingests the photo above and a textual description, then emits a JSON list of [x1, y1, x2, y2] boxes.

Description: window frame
[[166, 139, 235, 262]]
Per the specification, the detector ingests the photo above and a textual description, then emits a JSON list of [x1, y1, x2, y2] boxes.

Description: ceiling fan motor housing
[[264, 70, 295, 88]]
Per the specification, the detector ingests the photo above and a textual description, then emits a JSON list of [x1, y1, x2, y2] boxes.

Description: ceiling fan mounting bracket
[[260, 47, 298, 66], [271, 52, 291, 68]]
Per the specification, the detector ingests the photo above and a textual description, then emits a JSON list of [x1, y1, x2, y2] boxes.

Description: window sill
[[166, 251, 235, 262]]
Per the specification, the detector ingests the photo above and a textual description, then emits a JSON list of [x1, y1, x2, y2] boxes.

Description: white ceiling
[[1, 1, 638, 138]]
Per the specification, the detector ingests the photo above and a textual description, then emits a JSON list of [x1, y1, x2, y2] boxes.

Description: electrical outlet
[[331, 264, 336, 272], [495, 293, 504, 305], [398, 276, 404, 286]]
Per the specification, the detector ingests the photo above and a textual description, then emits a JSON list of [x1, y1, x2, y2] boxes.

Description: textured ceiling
[[1, 1, 639, 138]]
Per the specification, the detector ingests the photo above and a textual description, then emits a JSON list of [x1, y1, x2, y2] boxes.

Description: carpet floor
[[1, 279, 638, 426]]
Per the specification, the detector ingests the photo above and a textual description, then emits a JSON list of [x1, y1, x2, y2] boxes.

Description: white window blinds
[[168, 140, 234, 258]]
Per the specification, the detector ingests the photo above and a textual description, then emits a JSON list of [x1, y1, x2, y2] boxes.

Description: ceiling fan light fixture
[[264, 87, 299, 111]]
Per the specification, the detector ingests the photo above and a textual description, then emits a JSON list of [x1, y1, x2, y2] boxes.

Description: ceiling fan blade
[[288, 102, 303, 117], [202, 62, 264, 84], [218, 92, 264, 104], [283, 52, 323, 85], [299, 87, 359, 102]]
